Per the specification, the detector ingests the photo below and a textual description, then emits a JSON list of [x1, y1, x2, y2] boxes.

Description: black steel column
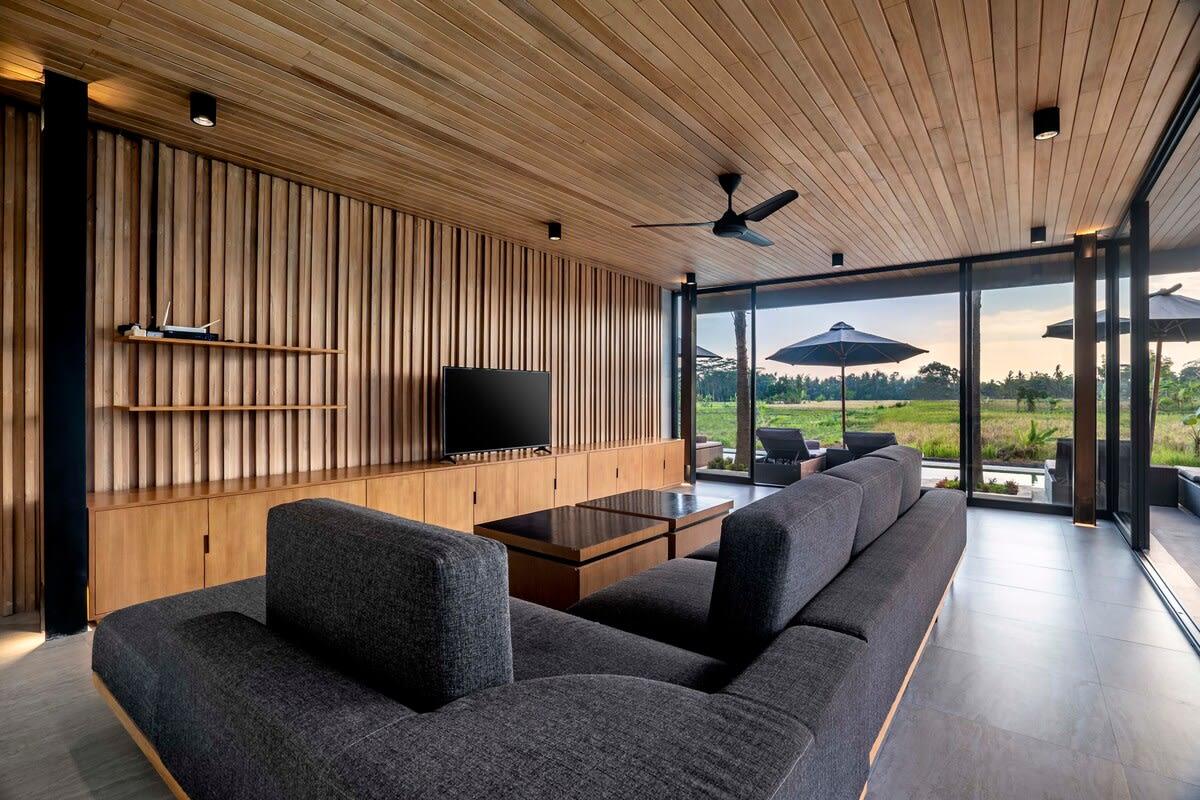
[[1073, 233, 1098, 526], [680, 273, 698, 483], [1130, 201, 1151, 549], [41, 71, 90, 636]]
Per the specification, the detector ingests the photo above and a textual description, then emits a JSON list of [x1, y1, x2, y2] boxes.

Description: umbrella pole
[[1150, 339, 1163, 450], [840, 362, 849, 443]]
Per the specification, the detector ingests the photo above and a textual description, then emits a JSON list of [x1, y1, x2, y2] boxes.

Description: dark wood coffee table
[[576, 490, 733, 558], [474, 506, 668, 610]]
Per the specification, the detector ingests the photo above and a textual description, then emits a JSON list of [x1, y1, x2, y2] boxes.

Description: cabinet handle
[[203, 533, 210, 554], [553, 477, 558, 491], [472, 491, 477, 505]]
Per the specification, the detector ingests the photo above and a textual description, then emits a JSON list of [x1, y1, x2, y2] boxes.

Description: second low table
[[577, 489, 733, 558]]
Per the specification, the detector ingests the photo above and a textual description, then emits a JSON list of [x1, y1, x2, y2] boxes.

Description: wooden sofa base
[[859, 553, 963, 798], [93, 673, 191, 800]]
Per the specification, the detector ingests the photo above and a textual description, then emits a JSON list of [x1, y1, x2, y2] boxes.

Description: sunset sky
[[697, 273, 1200, 383]]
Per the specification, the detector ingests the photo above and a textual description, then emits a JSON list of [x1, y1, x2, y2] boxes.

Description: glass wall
[[753, 268, 961, 486], [968, 252, 1075, 506], [695, 289, 754, 480]]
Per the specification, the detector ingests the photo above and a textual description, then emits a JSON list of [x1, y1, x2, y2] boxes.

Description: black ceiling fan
[[631, 173, 798, 246]]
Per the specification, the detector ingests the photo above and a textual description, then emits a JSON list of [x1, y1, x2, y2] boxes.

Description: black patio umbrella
[[1042, 284, 1200, 441], [765, 322, 928, 440], [675, 342, 722, 359]]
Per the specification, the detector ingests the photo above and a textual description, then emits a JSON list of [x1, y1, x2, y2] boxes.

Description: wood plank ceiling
[[1, 0, 1199, 286]]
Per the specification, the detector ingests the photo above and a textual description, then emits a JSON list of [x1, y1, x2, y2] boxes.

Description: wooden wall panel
[[88, 131, 663, 493], [0, 102, 39, 617]]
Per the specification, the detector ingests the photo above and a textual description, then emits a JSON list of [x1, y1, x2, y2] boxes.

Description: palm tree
[[733, 310, 752, 468]]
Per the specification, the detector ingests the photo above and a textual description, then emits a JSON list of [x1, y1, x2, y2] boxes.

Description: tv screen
[[442, 367, 551, 456]]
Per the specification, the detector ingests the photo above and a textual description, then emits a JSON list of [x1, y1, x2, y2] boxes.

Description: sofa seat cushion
[[327, 675, 813, 800], [509, 598, 730, 690], [823, 457, 903, 555], [267, 499, 513, 711], [567, 558, 717, 656], [865, 444, 923, 513], [709, 474, 862, 660], [154, 611, 413, 800], [92, 576, 265, 740], [722, 626, 870, 800], [795, 488, 966, 737], [686, 540, 721, 561]]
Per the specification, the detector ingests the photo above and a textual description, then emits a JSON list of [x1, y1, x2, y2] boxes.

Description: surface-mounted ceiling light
[[1031, 225, 1047, 244], [190, 91, 216, 127], [1033, 107, 1059, 140], [832, 252, 844, 268], [548, 221, 562, 241]]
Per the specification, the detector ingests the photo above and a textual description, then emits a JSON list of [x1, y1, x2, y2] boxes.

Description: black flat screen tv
[[441, 367, 551, 457]]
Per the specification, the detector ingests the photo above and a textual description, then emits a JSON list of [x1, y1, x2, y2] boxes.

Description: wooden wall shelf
[[114, 335, 342, 355], [114, 404, 346, 413]]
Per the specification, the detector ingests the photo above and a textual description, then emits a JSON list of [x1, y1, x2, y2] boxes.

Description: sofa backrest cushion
[[865, 444, 922, 513], [843, 431, 898, 457], [266, 498, 513, 711], [824, 457, 903, 554], [709, 474, 862, 659]]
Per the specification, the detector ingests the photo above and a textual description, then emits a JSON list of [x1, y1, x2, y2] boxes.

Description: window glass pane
[[695, 289, 753, 478]]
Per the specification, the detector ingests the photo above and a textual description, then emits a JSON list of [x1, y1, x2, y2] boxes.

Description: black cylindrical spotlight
[[685, 272, 696, 286], [1033, 107, 1059, 140], [832, 252, 844, 268], [190, 91, 217, 127], [1031, 225, 1047, 244], [548, 221, 562, 241]]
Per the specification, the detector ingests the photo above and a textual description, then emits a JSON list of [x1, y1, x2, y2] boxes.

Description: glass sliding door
[[753, 267, 961, 486], [694, 289, 755, 481], [967, 251, 1077, 507]]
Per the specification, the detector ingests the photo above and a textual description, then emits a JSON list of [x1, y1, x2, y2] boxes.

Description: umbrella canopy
[[676, 342, 722, 359], [1041, 284, 1200, 447], [766, 322, 928, 439]]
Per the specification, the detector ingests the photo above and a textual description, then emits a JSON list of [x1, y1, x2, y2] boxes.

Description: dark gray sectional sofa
[[92, 444, 964, 800]]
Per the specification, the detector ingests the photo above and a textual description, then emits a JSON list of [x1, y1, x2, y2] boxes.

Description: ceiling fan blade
[[631, 221, 714, 228], [742, 189, 799, 222], [737, 228, 773, 246]]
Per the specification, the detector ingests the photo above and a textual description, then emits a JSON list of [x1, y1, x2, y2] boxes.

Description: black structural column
[[1130, 200, 1152, 549], [680, 273, 698, 483], [41, 71, 90, 637], [1073, 233, 1098, 526]]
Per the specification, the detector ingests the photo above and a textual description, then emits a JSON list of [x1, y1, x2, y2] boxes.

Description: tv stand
[[534, 446, 552, 456]]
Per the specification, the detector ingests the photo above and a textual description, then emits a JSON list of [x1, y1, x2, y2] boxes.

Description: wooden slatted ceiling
[[1149, 104, 1200, 250], [88, 128, 663, 494], [2, 1, 1198, 286], [0, 103, 39, 616]]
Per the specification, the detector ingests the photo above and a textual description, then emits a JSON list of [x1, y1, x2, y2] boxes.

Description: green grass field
[[698, 399, 1200, 467]]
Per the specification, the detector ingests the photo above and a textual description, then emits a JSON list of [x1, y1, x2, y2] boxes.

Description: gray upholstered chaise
[[92, 446, 964, 800]]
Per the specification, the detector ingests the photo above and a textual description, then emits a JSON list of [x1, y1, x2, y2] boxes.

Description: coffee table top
[[474, 506, 668, 563], [577, 490, 733, 531]]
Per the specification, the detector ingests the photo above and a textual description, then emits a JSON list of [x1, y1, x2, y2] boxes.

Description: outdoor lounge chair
[[755, 427, 826, 485], [825, 431, 898, 468]]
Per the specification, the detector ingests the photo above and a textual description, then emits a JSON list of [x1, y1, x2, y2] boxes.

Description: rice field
[[697, 399, 1200, 467]]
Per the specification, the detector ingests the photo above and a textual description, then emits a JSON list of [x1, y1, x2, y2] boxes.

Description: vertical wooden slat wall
[[88, 131, 663, 493], [0, 103, 40, 616]]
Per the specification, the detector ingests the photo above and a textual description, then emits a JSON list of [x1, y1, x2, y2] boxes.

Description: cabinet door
[[475, 463, 519, 524], [615, 446, 644, 493], [365, 473, 425, 520], [554, 453, 589, 506], [516, 459, 556, 515], [664, 440, 685, 486], [207, 480, 367, 587], [642, 443, 666, 489], [587, 450, 619, 499], [92, 501, 208, 616], [425, 467, 476, 532]]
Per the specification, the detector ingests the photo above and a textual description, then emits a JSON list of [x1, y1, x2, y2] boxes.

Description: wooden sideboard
[[85, 439, 685, 619]]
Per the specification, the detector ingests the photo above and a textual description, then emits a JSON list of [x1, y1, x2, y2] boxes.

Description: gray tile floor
[[2, 492, 1198, 799]]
